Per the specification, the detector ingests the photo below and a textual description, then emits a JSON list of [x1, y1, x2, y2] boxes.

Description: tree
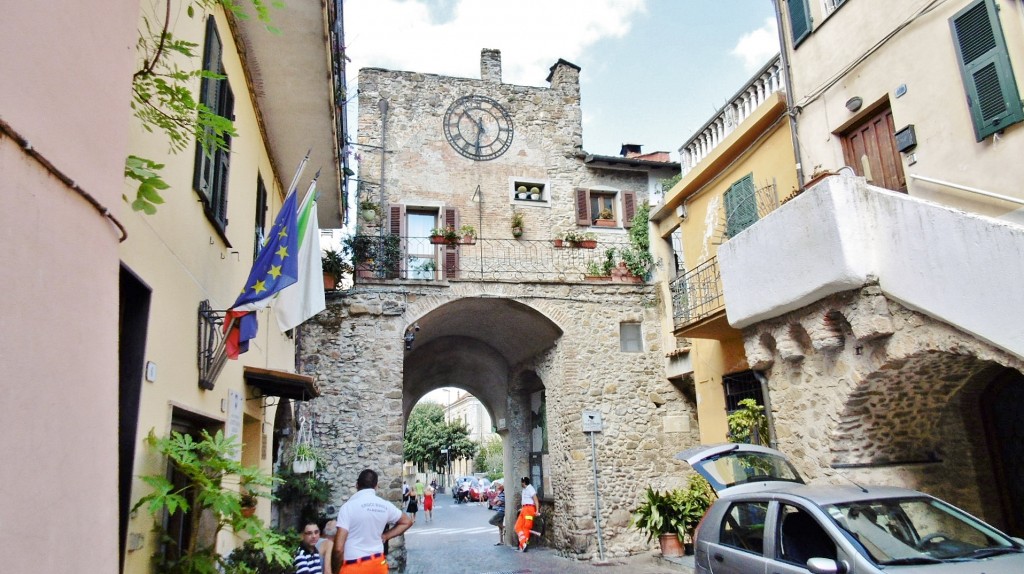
[[474, 436, 503, 480], [404, 402, 477, 474], [727, 398, 770, 446], [127, 0, 280, 214]]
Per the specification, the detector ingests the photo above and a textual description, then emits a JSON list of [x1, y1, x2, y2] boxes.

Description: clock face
[[443, 95, 514, 161]]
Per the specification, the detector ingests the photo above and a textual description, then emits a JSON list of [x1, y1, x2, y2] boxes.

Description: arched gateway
[[296, 280, 701, 568]]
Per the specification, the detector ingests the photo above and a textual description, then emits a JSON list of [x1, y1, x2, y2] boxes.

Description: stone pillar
[[480, 48, 502, 83], [505, 370, 533, 544]]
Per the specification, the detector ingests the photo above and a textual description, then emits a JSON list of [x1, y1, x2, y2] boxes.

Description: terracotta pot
[[593, 219, 616, 227], [658, 533, 684, 557], [461, 235, 476, 245], [577, 239, 597, 249], [323, 272, 337, 291], [430, 236, 446, 245], [552, 239, 564, 248], [241, 506, 256, 518]]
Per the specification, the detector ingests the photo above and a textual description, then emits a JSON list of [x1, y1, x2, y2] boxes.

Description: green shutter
[[950, 0, 1024, 141], [789, 0, 812, 47], [724, 174, 758, 238]]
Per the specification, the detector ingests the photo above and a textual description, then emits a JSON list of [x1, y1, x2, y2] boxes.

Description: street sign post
[[582, 410, 606, 561]]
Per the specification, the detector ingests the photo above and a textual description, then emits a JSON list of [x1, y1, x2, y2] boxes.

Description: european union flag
[[225, 189, 299, 358]]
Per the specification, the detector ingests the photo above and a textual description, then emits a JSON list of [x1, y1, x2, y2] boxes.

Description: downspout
[[772, 0, 805, 186], [753, 371, 778, 449]]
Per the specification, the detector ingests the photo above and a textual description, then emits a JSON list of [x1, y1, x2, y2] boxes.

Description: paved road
[[401, 497, 687, 574]]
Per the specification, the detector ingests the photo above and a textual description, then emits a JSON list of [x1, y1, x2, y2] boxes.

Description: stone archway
[[300, 280, 697, 564], [743, 283, 1024, 530]]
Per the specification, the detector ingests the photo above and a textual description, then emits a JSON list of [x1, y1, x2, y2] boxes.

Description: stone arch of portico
[[745, 285, 1024, 529]]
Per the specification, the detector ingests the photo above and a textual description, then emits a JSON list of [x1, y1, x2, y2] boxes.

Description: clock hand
[[475, 117, 484, 154]]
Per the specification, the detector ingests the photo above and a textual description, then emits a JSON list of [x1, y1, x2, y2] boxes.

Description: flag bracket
[[198, 300, 230, 390]]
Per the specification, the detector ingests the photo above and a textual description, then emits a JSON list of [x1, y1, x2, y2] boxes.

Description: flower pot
[[323, 272, 338, 291], [552, 239, 564, 248], [461, 235, 476, 245], [430, 236, 446, 245], [574, 239, 597, 249], [593, 219, 616, 227], [293, 459, 315, 474], [658, 533, 684, 557], [360, 209, 378, 223], [530, 193, 541, 201], [517, 192, 529, 199], [512, 226, 523, 238], [241, 506, 256, 518]]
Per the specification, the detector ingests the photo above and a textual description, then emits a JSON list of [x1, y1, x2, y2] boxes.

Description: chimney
[[481, 49, 502, 83], [620, 143, 642, 158]]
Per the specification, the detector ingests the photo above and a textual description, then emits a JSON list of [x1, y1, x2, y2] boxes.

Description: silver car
[[679, 444, 1024, 574]]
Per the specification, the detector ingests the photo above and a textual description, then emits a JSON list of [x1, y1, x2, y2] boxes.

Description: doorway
[[839, 102, 907, 192], [983, 368, 1024, 536]]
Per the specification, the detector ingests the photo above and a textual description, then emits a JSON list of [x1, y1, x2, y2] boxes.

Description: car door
[[676, 443, 805, 498], [702, 499, 772, 574], [769, 502, 848, 574]]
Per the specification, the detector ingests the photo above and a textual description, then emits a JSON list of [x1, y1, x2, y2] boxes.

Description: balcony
[[679, 56, 783, 177], [670, 257, 735, 339], [350, 235, 637, 283]]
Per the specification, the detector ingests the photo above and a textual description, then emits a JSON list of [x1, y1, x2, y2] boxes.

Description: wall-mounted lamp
[[404, 323, 420, 350], [845, 96, 864, 112]]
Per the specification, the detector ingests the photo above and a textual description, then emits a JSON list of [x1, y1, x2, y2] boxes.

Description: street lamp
[[440, 447, 450, 490]]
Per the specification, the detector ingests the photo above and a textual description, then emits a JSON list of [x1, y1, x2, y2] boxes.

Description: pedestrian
[[333, 469, 413, 573], [488, 482, 505, 545], [405, 487, 419, 521], [423, 483, 435, 522], [402, 481, 409, 503], [430, 478, 438, 491], [316, 519, 337, 574], [295, 521, 324, 574], [414, 478, 425, 501], [514, 476, 540, 552]]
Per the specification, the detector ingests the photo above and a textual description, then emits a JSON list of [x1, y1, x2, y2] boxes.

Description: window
[[620, 323, 643, 352], [788, 0, 812, 47], [777, 505, 837, 565], [723, 174, 758, 238], [950, 0, 1023, 141], [511, 178, 549, 205], [193, 16, 234, 231], [822, 0, 847, 16], [724, 370, 764, 413], [253, 175, 267, 262], [574, 187, 637, 228], [406, 209, 439, 280], [720, 501, 768, 554]]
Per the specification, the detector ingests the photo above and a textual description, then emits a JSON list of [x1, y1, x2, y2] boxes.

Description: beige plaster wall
[[0, 1, 138, 572], [119, 6, 296, 571], [783, 0, 1024, 218]]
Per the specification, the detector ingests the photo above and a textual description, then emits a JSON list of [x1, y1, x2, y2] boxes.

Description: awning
[[243, 366, 320, 401]]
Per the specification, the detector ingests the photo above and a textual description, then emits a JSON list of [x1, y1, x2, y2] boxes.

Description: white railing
[[679, 56, 784, 176]]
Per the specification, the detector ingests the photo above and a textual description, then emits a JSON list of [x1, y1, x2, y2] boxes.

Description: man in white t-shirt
[[333, 469, 413, 573], [514, 476, 541, 552]]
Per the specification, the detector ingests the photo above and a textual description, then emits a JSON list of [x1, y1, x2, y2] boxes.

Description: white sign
[[226, 389, 244, 461], [582, 410, 603, 433]]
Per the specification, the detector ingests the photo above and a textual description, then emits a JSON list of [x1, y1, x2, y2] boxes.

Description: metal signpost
[[582, 410, 606, 561]]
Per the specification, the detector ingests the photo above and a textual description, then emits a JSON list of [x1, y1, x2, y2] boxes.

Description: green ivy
[[620, 202, 654, 279]]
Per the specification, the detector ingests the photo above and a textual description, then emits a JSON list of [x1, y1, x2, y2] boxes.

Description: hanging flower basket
[[292, 458, 316, 474]]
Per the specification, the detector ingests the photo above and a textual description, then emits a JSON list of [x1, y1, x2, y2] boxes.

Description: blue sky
[[344, 0, 780, 160]]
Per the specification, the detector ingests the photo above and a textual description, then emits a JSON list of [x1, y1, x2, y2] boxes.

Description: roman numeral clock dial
[[443, 95, 514, 161]]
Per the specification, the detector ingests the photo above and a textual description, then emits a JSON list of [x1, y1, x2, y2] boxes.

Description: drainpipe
[[771, 0, 805, 186], [378, 98, 388, 243], [753, 371, 778, 449]]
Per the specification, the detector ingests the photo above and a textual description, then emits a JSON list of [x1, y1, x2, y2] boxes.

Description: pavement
[[400, 498, 697, 574]]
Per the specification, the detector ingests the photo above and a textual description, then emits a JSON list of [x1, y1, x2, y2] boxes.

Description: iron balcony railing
[[350, 235, 637, 283], [670, 257, 724, 329]]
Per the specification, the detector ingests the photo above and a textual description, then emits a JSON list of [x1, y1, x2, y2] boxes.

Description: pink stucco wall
[[0, 2, 138, 572]]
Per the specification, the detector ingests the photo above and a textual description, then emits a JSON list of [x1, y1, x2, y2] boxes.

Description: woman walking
[[423, 483, 434, 522]]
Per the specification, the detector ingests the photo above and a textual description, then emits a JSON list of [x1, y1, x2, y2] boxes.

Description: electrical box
[[895, 125, 917, 153]]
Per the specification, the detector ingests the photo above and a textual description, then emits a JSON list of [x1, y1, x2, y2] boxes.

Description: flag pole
[[286, 149, 312, 197]]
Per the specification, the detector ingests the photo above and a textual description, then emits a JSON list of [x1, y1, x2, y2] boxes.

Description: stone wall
[[743, 283, 1024, 524], [297, 279, 701, 564]]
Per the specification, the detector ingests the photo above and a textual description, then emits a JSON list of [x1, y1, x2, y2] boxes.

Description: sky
[[342, 0, 780, 160]]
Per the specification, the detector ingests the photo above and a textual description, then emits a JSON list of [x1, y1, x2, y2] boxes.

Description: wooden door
[[840, 105, 907, 192]]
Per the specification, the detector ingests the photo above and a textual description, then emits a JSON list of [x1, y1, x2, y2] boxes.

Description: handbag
[[488, 510, 505, 526]]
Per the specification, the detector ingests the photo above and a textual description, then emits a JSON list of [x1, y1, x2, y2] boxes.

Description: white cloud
[[345, 0, 647, 87], [731, 17, 779, 71]]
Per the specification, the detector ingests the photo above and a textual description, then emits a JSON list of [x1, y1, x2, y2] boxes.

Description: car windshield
[[823, 496, 1021, 564]]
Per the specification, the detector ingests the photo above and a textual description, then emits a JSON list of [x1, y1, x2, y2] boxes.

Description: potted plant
[[529, 186, 541, 200], [321, 248, 348, 290], [459, 224, 477, 245], [516, 185, 529, 200], [552, 232, 564, 248], [359, 200, 384, 224], [510, 210, 524, 238], [240, 491, 258, 517], [429, 225, 461, 245], [594, 207, 616, 227], [414, 258, 437, 280], [292, 443, 321, 474], [564, 230, 597, 249], [631, 476, 714, 557]]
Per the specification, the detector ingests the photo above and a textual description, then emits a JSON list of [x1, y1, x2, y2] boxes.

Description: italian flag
[[274, 180, 326, 332]]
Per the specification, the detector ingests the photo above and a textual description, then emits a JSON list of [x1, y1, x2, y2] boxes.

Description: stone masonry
[[743, 282, 1024, 527]]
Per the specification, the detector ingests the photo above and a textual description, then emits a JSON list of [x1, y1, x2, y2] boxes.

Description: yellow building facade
[[652, 59, 799, 444]]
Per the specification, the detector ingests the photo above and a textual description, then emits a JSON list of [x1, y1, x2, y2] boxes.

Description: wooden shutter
[[192, 16, 222, 200], [622, 191, 637, 228], [950, 0, 1024, 141], [724, 174, 758, 238], [388, 204, 406, 279], [575, 188, 591, 225], [788, 0, 811, 47], [443, 207, 459, 279]]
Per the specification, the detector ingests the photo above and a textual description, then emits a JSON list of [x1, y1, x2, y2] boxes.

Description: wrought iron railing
[[670, 257, 724, 329], [351, 235, 636, 283]]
